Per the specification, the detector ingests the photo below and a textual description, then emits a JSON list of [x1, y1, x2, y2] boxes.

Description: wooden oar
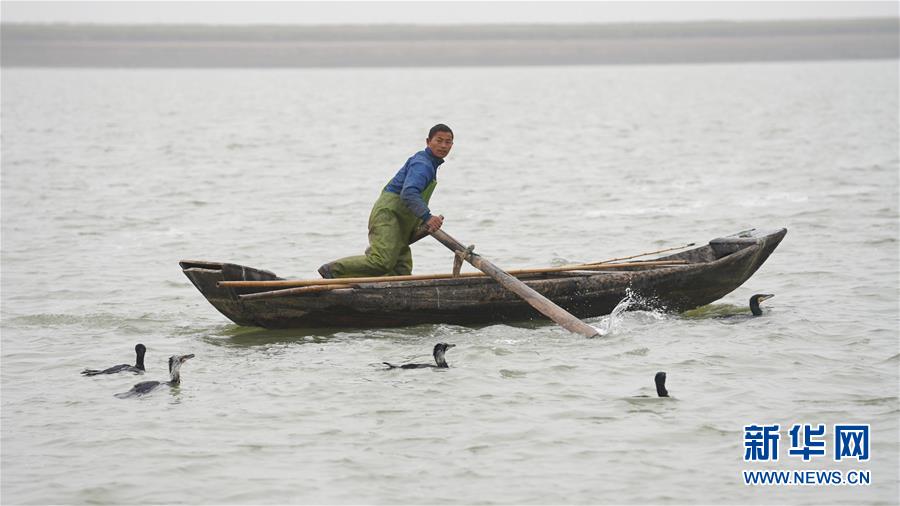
[[219, 259, 687, 289], [429, 228, 600, 338]]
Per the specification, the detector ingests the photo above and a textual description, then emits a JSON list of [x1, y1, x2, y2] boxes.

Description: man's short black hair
[[428, 124, 453, 140]]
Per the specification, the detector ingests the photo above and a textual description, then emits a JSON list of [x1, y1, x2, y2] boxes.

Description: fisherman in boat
[[318, 124, 453, 279]]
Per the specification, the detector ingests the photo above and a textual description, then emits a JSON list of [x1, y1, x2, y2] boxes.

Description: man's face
[[427, 132, 454, 159]]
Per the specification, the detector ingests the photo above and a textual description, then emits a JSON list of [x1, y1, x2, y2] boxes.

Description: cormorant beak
[[758, 294, 774, 303], [180, 354, 195, 363], [445, 344, 456, 349]]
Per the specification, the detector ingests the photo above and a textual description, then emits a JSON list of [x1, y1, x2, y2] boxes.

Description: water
[[594, 288, 640, 336], [2, 61, 898, 504]]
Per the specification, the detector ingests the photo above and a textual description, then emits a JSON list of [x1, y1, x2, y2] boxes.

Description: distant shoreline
[[2, 18, 897, 67]]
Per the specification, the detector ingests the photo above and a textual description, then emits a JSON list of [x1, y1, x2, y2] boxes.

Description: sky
[[1, 0, 897, 25]]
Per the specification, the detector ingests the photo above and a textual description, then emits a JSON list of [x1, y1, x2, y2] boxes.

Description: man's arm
[[399, 161, 435, 223]]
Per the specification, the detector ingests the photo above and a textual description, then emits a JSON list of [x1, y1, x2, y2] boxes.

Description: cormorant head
[[167, 354, 195, 383], [134, 343, 147, 370], [654, 371, 669, 397], [432, 343, 456, 368], [749, 293, 774, 316]]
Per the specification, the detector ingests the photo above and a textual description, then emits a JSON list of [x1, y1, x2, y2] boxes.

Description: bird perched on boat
[[114, 354, 194, 398], [81, 343, 146, 376], [655, 371, 669, 397], [750, 293, 774, 316], [384, 343, 455, 369]]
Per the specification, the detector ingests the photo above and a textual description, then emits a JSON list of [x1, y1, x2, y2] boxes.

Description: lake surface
[[2, 61, 898, 504]]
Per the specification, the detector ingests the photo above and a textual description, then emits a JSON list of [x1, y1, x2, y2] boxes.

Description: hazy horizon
[[2, 1, 897, 25], [3, 17, 897, 68]]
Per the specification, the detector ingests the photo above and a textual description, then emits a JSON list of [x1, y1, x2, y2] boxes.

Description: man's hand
[[425, 215, 444, 233]]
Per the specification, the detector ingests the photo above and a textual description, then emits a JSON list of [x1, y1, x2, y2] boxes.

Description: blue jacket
[[384, 147, 444, 222]]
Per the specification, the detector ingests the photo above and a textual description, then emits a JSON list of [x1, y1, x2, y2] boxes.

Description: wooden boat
[[180, 228, 786, 329]]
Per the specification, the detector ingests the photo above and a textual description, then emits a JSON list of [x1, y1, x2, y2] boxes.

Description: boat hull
[[180, 228, 786, 329]]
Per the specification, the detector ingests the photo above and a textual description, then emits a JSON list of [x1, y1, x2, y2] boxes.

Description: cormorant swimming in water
[[631, 371, 670, 399], [750, 294, 774, 316], [384, 343, 455, 369], [114, 354, 194, 398], [655, 371, 669, 397], [81, 344, 146, 376]]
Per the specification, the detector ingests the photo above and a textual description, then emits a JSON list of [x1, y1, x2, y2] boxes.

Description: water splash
[[593, 289, 638, 336]]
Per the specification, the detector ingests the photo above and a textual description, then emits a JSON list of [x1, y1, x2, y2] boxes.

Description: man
[[318, 124, 454, 278]]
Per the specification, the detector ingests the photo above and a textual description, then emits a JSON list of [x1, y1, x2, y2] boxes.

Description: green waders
[[328, 180, 437, 278]]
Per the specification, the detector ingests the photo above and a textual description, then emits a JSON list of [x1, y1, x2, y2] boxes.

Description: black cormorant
[[750, 294, 774, 316], [81, 344, 146, 376], [655, 371, 669, 397], [631, 371, 671, 399], [384, 343, 455, 369], [114, 354, 194, 398]]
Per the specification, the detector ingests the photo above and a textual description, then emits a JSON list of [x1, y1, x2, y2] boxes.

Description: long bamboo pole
[[239, 283, 353, 300], [218, 259, 687, 289], [506, 259, 687, 276], [582, 242, 696, 266], [235, 259, 688, 301], [428, 229, 600, 338]]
